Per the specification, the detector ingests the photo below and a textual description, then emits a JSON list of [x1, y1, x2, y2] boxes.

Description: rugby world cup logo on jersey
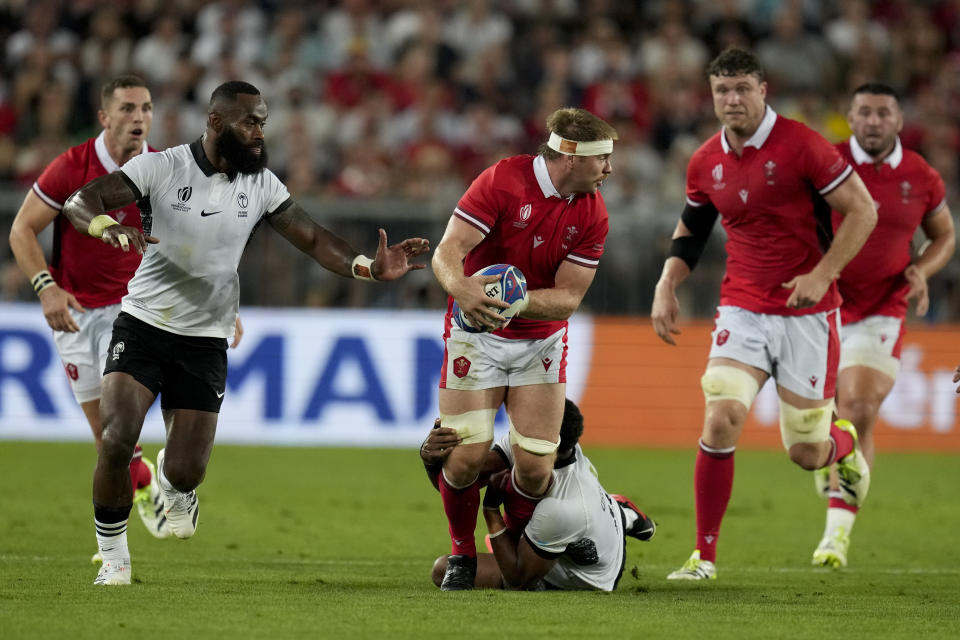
[[238, 192, 249, 218], [712, 164, 725, 190], [172, 186, 192, 212], [514, 203, 532, 228]]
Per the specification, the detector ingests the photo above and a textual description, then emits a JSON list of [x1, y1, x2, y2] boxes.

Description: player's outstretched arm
[[268, 203, 428, 280], [906, 204, 956, 316], [9, 190, 85, 332], [783, 172, 877, 309], [61, 173, 158, 254]]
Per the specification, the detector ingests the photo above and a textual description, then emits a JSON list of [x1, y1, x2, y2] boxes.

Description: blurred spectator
[[756, 3, 836, 93], [80, 7, 133, 84], [131, 13, 187, 89]]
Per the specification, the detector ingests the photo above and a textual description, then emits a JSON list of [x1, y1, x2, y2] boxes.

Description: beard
[[216, 126, 268, 178]]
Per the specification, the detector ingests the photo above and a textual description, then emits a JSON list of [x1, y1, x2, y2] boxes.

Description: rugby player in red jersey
[[811, 83, 954, 568], [431, 108, 615, 590], [8, 76, 174, 552], [651, 48, 878, 580]]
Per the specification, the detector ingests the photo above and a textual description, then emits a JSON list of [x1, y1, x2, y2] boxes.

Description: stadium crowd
[[2, 0, 959, 316]]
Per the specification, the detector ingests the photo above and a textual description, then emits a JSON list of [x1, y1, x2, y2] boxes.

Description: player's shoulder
[[899, 146, 939, 176], [773, 115, 830, 144], [57, 137, 97, 166], [689, 132, 724, 164]]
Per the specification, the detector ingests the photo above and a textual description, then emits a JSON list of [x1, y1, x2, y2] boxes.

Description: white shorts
[[708, 305, 840, 401], [52, 304, 120, 403], [440, 326, 567, 390], [839, 315, 903, 379]]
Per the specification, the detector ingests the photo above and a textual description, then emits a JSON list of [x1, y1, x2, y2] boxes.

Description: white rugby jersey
[[494, 436, 626, 591], [119, 139, 291, 337]]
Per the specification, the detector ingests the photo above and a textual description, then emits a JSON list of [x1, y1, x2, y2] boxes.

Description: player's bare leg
[[155, 408, 218, 539], [813, 366, 893, 567], [92, 372, 155, 585]]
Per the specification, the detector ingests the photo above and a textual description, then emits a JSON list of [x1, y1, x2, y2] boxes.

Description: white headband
[[547, 131, 613, 156]]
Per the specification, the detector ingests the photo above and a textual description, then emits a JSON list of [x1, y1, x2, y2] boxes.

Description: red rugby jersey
[[832, 137, 946, 323], [449, 154, 609, 340], [686, 107, 851, 315], [33, 132, 150, 308]]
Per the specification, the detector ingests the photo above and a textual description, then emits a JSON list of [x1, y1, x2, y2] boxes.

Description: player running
[[651, 48, 878, 580], [8, 75, 172, 554], [811, 83, 955, 568], [59, 81, 429, 585]]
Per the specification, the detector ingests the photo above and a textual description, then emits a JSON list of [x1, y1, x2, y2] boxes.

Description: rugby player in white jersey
[[422, 399, 657, 591], [59, 81, 431, 585]]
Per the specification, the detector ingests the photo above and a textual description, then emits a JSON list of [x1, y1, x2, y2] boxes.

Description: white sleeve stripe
[[818, 164, 853, 195], [566, 254, 600, 267], [686, 197, 706, 207], [32, 183, 63, 211], [925, 198, 947, 217], [453, 208, 490, 234]]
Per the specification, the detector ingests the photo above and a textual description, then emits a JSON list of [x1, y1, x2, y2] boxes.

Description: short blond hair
[[538, 108, 618, 159]]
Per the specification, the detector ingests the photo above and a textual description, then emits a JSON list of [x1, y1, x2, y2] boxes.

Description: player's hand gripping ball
[[453, 264, 528, 333]]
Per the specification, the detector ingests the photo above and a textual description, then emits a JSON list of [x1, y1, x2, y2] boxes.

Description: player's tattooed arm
[[268, 202, 358, 277], [62, 172, 157, 254], [62, 173, 138, 231]]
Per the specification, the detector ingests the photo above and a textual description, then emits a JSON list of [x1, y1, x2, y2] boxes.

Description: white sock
[[823, 502, 857, 538], [95, 519, 129, 563]]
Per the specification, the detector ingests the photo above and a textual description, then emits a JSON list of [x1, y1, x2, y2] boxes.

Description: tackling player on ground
[[8, 75, 173, 553], [59, 81, 430, 585], [421, 399, 656, 591], [431, 107, 615, 590], [811, 83, 955, 568], [651, 48, 878, 580]]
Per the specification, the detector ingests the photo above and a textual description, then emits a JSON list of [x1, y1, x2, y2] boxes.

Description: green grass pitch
[[1, 442, 958, 639]]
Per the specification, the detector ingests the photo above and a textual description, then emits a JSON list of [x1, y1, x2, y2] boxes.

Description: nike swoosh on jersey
[[200, 210, 223, 217], [216, 391, 225, 398]]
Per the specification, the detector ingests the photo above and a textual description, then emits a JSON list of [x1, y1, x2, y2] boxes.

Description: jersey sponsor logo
[[764, 160, 776, 185], [453, 356, 471, 378], [172, 186, 192, 212], [200, 210, 222, 217], [64, 363, 78, 381], [712, 164, 725, 190], [533, 235, 544, 248], [738, 189, 748, 203], [112, 342, 125, 361], [716, 329, 729, 346]]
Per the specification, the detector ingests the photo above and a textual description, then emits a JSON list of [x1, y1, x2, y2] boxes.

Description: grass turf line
[[0, 442, 957, 638]]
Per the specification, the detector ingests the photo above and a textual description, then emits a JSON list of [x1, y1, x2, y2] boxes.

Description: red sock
[[694, 442, 735, 563], [128, 445, 151, 494], [439, 474, 480, 557], [828, 422, 855, 464], [502, 470, 542, 534], [828, 496, 859, 514]]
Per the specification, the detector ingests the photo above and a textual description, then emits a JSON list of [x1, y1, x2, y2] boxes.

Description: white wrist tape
[[88, 215, 119, 238], [351, 254, 376, 281]]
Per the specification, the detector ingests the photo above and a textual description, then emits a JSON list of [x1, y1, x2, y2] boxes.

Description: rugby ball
[[452, 264, 528, 333]]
